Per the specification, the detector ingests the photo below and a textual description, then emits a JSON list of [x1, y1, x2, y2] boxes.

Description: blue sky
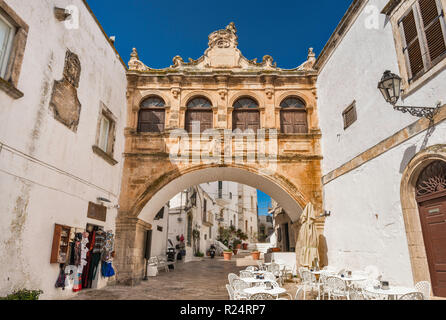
[[88, 0, 352, 69], [87, 0, 352, 215]]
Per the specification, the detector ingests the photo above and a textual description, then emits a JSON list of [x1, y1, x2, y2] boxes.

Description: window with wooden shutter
[[185, 97, 213, 133], [280, 97, 308, 134], [232, 97, 260, 132], [342, 101, 357, 130], [138, 96, 166, 133], [399, 0, 446, 82]]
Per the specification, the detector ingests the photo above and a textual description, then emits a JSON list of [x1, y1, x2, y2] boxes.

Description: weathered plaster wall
[[0, 0, 127, 299], [317, 0, 446, 286]]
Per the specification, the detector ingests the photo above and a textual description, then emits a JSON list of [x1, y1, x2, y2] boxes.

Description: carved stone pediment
[[127, 23, 317, 73]]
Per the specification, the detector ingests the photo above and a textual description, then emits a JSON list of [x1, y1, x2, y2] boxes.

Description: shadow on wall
[[318, 234, 328, 267], [400, 145, 417, 174]]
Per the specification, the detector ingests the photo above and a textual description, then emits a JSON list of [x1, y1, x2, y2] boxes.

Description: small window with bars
[[398, 0, 446, 83], [342, 101, 357, 130]]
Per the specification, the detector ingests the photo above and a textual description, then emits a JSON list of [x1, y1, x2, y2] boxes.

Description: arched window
[[138, 96, 166, 133], [185, 97, 213, 133], [280, 97, 308, 134], [232, 97, 260, 131]]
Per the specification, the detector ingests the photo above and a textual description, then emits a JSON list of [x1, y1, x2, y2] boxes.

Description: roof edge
[[313, 0, 368, 73], [81, 0, 127, 70]]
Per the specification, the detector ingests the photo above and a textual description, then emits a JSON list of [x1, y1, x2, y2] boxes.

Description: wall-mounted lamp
[[378, 70, 441, 120], [320, 211, 331, 218]]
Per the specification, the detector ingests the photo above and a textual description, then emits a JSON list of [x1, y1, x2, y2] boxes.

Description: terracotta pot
[[272, 248, 281, 253], [223, 251, 233, 261], [233, 249, 238, 255], [251, 251, 260, 260], [242, 243, 248, 250], [236, 243, 242, 250]]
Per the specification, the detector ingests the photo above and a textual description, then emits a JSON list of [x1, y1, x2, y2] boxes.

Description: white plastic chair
[[325, 276, 349, 300], [301, 269, 319, 300], [398, 292, 424, 300], [232, 279, 250, 300], [228, 273, 239, 287], [226, 284, 235, 300], [415, 281, 431, 300]]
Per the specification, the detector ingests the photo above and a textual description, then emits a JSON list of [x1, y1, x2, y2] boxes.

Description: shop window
[[398, 0, 446, 83], [93, 103, 118, 165], [280, 97, 308, 133], [342, 100, 357, 130], [138, 96, 166, 133], [0, 1, 28, 99]]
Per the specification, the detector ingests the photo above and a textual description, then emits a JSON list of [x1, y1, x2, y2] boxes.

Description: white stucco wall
[[317, 0, 446, 286], [0, 0, 127, 299]]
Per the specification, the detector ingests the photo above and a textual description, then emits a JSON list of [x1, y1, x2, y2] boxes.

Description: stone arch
[[400, 144, 446, 288], [133, 164, 308, 223], [136, 90, 172, 109], [276, 90, 314, 109]]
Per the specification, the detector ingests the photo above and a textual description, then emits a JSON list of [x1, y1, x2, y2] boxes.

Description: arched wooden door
[[416, 160, 446, 297]]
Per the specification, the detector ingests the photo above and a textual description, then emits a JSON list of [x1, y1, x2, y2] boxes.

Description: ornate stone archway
[[400, 144, 446, 290], [116, 23, 324, 285]]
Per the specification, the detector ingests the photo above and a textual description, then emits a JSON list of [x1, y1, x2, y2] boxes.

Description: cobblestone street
[[70, 257, 249, 300]]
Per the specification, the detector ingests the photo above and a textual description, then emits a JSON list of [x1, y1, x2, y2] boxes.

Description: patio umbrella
[[296, 202, 320, 269]]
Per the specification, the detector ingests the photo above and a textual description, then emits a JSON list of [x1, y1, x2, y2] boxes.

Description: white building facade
[[0, 0, 127, 299], [316, 0, 446, 297]]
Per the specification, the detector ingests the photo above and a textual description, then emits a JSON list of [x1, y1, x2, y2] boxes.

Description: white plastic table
[[336, 275, 368, 282], [243, 286, 287, 297], [364, 286, 417, 300]]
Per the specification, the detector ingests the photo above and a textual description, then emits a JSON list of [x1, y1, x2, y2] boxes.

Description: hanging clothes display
[[101, 231, 115, 278], [73, 232, 89, 292], [82, 230, 96, 289], [55, 264, 66, 290]]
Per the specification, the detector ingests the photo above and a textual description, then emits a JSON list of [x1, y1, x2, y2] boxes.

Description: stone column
[[114, 215, 152, 286]]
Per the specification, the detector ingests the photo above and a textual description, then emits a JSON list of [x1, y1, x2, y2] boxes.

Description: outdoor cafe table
[[335, 275, 368, 282], [364, 285, 417, 300], [243, 286, 287, 298]]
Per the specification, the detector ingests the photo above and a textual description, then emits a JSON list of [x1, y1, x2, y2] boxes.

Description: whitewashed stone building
[[166, 181, 258, 261], [316, 0, 446, 297], [0, 0, 127, 299]]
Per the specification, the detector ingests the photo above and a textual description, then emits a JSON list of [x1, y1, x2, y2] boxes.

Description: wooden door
[[280, 110, 308, 133], [185, 110, 213, 133], [232, 110, 260, 132], [416, 160, 446, 297], [417, 192, 446, 297]]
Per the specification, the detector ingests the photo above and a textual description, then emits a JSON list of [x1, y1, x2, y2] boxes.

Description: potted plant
[[251, 250, 260, 260], [232, 239, 242, 253], [223, 250, 233, 261], [242, 243, 249, 250]]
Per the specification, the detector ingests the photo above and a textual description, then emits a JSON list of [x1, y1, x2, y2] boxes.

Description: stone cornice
[[82, 0, 127, 70]]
